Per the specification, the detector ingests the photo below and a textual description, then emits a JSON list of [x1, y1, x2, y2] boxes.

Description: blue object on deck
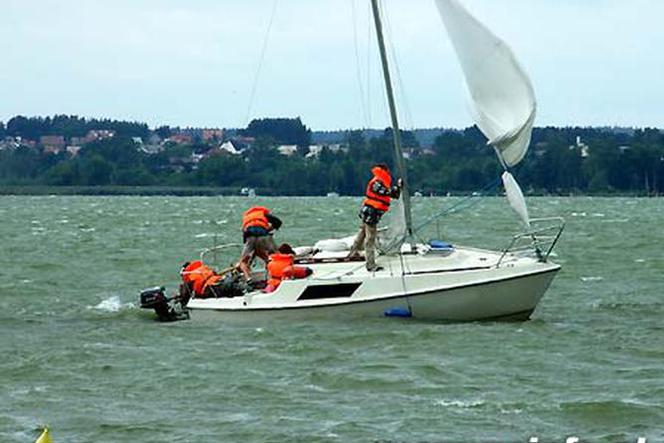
[[384, 307, 412, 318], [429, 240, 454, 251]]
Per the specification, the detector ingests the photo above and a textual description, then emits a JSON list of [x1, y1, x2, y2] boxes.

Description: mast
[[370, 0, 413, 238]]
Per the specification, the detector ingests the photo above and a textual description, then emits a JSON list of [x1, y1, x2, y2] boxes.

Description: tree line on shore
[[1, 115, 663, 196]]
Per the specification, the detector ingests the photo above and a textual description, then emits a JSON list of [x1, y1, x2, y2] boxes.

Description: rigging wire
[[414, 177, 503, 234], [243, 0, 279, 128], [398, 251, 413, 315], [368, 0, 392, 129], [380, 0, 415, 131], [350, 0, 369, 128], [366, 0, 373, 127], [379, 177, 502, 253]]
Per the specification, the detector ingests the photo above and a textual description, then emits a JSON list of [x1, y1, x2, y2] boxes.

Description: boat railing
[[200, 243, 242, 268], [497, 217, 565, 266]]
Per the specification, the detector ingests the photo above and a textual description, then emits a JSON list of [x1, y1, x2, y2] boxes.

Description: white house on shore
[[219, 141, 241, 155], [277, 145, 298, 156], [306, 145, 324, 159]]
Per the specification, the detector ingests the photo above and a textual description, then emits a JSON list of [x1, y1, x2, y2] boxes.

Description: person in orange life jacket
[[180, 260, 222, 298], [348, 163, 402, 271], [264, 244, 313, 293], [238, 206, 282, 282]]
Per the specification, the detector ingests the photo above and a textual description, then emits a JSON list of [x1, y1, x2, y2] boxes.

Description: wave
[[88, 296, 136, 313], [434, 398, 485, 409], [560, 399, 664, 423]]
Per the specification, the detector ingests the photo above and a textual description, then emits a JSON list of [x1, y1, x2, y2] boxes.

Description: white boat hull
[[186, 247, 560, 322]]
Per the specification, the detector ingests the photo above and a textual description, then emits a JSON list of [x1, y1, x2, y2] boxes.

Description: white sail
[[435, 0, 536, 167], [502, 171, 530, 228]]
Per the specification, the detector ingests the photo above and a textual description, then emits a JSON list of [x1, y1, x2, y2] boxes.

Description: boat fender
[[314, 239, 349, 252], [384, 307, 412, 318], [429, 240, 454, 250]]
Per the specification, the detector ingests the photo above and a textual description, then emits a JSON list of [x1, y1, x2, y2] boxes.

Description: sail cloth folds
[[502, 171, 530, 229], [435, 0, 536, 167]]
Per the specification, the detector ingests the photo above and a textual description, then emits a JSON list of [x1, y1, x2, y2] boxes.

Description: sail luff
[[370, 0, 412, 238]]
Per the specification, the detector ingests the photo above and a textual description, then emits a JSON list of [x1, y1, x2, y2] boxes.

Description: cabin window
[[297, 283, 361, 301]]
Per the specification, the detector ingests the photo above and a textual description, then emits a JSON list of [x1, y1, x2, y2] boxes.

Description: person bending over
[[238, 206, 282, 282]]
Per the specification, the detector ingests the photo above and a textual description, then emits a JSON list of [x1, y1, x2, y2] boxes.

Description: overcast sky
[[1, 0, 662, 130]]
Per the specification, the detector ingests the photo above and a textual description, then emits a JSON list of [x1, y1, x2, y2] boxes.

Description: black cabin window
[[297, 283, 361, 301]]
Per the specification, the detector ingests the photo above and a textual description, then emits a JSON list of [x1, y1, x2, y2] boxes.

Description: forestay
[[435, 0, 536, 168]]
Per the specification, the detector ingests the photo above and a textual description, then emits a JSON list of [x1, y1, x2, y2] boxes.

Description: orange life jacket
[[201, 274, 222, 296], [181, 260, 220, 297], [181, 261, 204, 284], [267, 253, 310, 289], [242, 206, 271, 231], [363, 167, 393, 212]]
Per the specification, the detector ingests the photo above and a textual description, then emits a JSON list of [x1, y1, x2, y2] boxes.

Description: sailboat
[[177, 0, 564, 321]]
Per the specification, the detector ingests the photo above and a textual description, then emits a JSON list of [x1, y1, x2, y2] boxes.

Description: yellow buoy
[[35, 427, 53, 443]]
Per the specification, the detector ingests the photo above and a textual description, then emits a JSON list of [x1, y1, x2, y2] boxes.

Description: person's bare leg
[[238, 256, 253, 280], [238, 237, 257, 281], [255, 250, 271, 275], [348, 224, 366, 257], [365, 223, 378, 270]]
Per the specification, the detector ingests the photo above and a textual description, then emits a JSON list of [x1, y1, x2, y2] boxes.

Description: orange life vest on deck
[[181, 261, 204, 284], [267, 253, 310, 289], [242, 206, 271, 232], [363, 167, 392, 212], [181, 260, 221, 297]]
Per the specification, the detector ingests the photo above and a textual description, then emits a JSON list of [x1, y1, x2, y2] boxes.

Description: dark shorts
[[359, 205, 385, 226], [243, 226, 269, 242]]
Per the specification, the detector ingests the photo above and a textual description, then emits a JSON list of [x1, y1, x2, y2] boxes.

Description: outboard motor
[[139, 287, 189, 322]]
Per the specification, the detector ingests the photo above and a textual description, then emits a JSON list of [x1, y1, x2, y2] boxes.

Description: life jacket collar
[[371, 166, 392, 187]]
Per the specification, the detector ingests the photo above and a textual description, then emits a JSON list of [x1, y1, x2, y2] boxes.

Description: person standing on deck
[[238, 206, 281, 283], [348, 164, 402, 271]]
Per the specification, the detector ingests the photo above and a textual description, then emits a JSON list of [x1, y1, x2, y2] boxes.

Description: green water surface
[[1, 196, 663, 443]]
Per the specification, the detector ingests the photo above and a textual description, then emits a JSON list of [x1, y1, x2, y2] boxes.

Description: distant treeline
[[1, 115, 663, 196], [1, 115, 149, 140]]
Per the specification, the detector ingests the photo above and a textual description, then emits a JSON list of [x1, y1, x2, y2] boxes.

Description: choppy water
[[1, 196, 663, 443]]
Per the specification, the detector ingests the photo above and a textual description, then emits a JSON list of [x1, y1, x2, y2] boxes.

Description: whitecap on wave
[[89, 296, 135, 312], [434, 398, 485, 408], [581, 276, 604, 282]]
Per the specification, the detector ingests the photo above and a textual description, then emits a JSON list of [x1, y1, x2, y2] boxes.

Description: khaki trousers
[[350, 222, 378, 270]]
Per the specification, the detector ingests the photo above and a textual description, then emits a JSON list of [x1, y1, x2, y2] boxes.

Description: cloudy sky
[[1, 0, 662, 130]]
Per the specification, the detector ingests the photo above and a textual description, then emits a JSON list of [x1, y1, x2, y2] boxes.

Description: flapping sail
[[435, 0, 536, 167], [502, 171, 530, 228]]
